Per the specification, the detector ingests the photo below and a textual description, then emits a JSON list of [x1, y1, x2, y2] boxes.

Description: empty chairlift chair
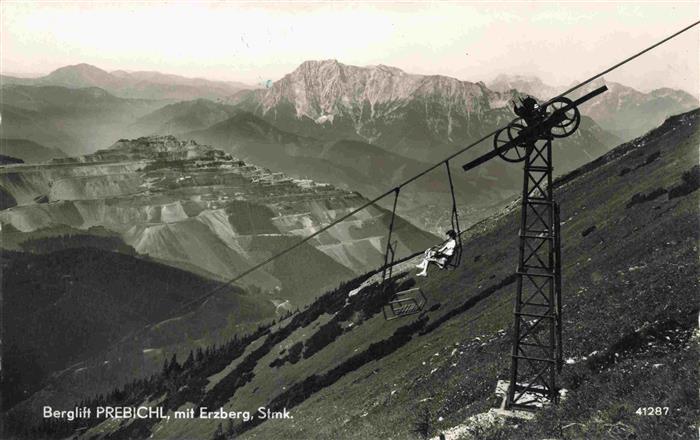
[[380, 188, 429, 320], [382, 287, 428, 320]]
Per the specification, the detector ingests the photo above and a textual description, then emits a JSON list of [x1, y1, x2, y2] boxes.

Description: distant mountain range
[[1, 60, 696, 230], [0, 85, 164, 155], [127, 61, 620, 218], [488, 73, 560, 102], [1, 63, 252, 100], [236, 60, 519, 161], [488, 73, 699, 140]]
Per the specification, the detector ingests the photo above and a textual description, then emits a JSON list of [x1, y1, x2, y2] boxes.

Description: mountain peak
[[291, 59, 346, 77], [48, 63, 110, 76], [298, 59, 342, 67], [255, 60, 502, 125], [292, 59, 408, 77], [44, 63, 116, 88]]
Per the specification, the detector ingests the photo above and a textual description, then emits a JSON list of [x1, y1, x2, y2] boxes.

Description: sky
[[1, 2, 699, 95]]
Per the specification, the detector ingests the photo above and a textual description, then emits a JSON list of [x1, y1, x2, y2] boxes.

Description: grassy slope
[[240, 109, 700, 440], [67, 109, 698, 440]]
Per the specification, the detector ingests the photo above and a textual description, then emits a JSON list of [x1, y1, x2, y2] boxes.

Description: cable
[[544, 20, 700, 105], [132, 20, 699, 336]]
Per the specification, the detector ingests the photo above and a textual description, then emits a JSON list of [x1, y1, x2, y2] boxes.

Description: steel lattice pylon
[[506, 137, 563, 409], [462, 85, 608, 411]]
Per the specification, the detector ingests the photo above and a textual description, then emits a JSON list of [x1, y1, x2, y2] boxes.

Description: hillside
[[0, 85, 165, 155], [185, 113, 446, 203], [0, 104, 82, 154], [0, 155, 24, 165], [0, 138, 66, 163], [1, 246, 274, 411], [129, 99, 242, 136], [19, 108, 698, 439]]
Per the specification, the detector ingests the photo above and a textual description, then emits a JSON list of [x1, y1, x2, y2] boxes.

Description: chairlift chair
[[382, 287, 427, 320], [380, 188, 430, 320], [379, 161, 464, 320]]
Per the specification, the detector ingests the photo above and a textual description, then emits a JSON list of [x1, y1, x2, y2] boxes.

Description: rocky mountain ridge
[[238, 60, 519, 160], [254, 60, 508, 121]]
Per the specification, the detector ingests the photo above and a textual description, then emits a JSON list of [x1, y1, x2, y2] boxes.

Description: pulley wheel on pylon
[[544, 97, 581, 138], [494, 119, 528, 162]]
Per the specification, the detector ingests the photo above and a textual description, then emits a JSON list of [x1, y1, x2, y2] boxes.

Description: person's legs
[[416, 249, 434, 272], [416, 250, 433, 276], [416, 258, 429, 276], [435, 255, 447, 269], [418, 251, 444, 277], [418, 253, 451, 276]]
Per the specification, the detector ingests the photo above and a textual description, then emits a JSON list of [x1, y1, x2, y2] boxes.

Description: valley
[[0, 134, 436, 421]]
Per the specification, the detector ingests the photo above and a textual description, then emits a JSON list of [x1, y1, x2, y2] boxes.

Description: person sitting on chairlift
[[416, 230, 458, 277]]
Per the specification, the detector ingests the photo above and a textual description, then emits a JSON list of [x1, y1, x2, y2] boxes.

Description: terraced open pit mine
[[0, 135, 436, 303]]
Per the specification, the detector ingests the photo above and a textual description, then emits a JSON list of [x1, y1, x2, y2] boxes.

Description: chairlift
[[379, 161, 463, 320], [382, 287, 427, 320]]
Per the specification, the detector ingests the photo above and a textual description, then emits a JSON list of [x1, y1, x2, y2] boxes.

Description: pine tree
[[169, 353, 180, 373], [184, 350, 194, 369]]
